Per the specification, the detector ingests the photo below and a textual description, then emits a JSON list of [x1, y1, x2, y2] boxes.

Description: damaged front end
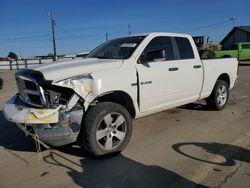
[[3, 69, 97, 146]]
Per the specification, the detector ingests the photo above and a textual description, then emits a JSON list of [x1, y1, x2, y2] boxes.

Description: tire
[[81, 102, 132, 157], [206, 80, 229, 110]]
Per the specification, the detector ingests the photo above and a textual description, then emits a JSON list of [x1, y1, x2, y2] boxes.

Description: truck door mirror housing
[[138, 53, 147, 64], [138, 49, 166, 64], [147, 49, 166, 62]]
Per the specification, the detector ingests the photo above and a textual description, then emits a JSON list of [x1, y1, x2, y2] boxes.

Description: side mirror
[[138, 52, 147, 64], [138, 49, 166, 64], [147, 49, 166, 62]]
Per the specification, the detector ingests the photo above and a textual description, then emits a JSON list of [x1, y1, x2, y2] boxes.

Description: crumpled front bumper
[[3, 94, 83, 146]]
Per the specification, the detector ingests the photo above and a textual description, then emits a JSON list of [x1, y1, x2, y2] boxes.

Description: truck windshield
[[87, 36, 146, 59]]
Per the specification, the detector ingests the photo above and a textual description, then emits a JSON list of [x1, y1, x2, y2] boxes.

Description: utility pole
[[128, 24, 131, 35], [19, 48, 22, 59], [230, 16, 236, 43], [49, 11, 57, 61], [230, 16, 236, 28], [105, 32, 108, 42]]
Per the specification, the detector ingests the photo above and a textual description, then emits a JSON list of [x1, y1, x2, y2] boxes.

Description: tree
[[7, 52, 18, 60]]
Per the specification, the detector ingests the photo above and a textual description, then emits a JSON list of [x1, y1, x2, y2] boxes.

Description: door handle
[[193, 65, 201, 69], [169, 67, 179, 71]]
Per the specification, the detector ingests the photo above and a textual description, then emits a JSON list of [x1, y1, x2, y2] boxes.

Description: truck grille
[[16, 75, 47, 107]]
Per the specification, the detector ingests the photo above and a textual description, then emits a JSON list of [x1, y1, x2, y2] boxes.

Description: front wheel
[[206, 80, 229, 110], [81, 102, 132, 157]]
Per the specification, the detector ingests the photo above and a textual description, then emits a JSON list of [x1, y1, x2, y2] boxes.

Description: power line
[[183, 19, 231, 32], [0, 18, 233, 41], [56, 24, 84, 39], [0, 38, 50, 43], [0, 34, 49, 41], [57, 23, 126, 32], [53, 19, 229, 33], [1, 17, 234, 57], [57, 28, 119, 39], [0, 30, 49, 36], [0, 32, 106, 43]]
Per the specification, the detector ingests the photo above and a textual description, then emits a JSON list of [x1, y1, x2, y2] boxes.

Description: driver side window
[[140, 36, 175, 62]]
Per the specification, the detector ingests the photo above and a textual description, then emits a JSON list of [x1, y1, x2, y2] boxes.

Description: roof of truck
[[123, 32, 192, 38]]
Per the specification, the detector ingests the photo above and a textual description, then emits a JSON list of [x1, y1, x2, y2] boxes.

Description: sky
[[0, 0, 249, 57]]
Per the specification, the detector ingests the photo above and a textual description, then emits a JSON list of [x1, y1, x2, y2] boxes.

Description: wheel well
[[92, 91, 136, 118], [217, 73, 230, 87]]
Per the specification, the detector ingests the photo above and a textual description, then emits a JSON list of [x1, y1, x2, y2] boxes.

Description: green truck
[[215, 42, 250, 60]]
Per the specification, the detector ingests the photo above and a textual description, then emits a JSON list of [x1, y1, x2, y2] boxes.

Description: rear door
[[173, 37, 203, 101], [136, 36, 203, 112], [239, 43, 250, 60]]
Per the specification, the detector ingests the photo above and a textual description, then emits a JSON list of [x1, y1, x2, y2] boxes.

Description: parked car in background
[[3, 32, 238, 157], [215, 42, 250, 60]]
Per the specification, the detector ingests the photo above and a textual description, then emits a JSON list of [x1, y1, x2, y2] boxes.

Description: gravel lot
[[0, 63, 250, 188]]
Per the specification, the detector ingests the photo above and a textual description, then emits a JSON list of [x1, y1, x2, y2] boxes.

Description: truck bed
[[200, 58, 238, 99]]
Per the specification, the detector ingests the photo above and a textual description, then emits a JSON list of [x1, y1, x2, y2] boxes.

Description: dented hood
[[29, 58, 123, 81]]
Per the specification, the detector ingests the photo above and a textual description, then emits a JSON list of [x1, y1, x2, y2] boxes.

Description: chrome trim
[[15, 74, 48, 107], [39, 86, 48, 106], [22, 89, 41, 95]]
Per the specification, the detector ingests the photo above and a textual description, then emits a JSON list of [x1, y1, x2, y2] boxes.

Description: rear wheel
[[206, 80, 229, 110], [81, 102, 132, 157]]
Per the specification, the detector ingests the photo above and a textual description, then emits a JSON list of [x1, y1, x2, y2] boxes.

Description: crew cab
[[215, 42, 250, 60], [3, 32, 238, 157]]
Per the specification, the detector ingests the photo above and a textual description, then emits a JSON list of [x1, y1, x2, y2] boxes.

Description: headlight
[[55, 74, 96, 98]]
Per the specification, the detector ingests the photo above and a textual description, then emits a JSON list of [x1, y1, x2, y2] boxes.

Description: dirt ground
[[0, 63, 250, 188]]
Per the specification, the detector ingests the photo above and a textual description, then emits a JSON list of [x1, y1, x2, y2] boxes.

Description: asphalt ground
[[0, 63, 249, 188]]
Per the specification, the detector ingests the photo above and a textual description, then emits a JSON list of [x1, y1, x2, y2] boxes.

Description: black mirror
[[147, 49, 166, 61], [138, 52, 147, 64], [138, 49, 166, 64]]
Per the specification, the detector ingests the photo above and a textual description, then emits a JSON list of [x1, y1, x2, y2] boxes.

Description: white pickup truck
[[3, 32, 238, 157]]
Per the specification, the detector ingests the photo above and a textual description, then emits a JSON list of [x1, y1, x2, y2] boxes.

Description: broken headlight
[[54, 74, 96, 98]]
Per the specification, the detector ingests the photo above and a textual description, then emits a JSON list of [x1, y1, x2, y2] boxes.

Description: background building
[[220, 26, 250, 49]]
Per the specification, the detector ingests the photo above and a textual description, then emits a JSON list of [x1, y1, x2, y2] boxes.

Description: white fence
[[0, 57, 84, 70]]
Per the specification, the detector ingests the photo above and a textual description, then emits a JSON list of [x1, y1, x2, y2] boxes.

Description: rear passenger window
[[242, 44, 250, 49], [230, 44, 238, 50], [143, 36, 175, 61], [175, 37, 194, 59]]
